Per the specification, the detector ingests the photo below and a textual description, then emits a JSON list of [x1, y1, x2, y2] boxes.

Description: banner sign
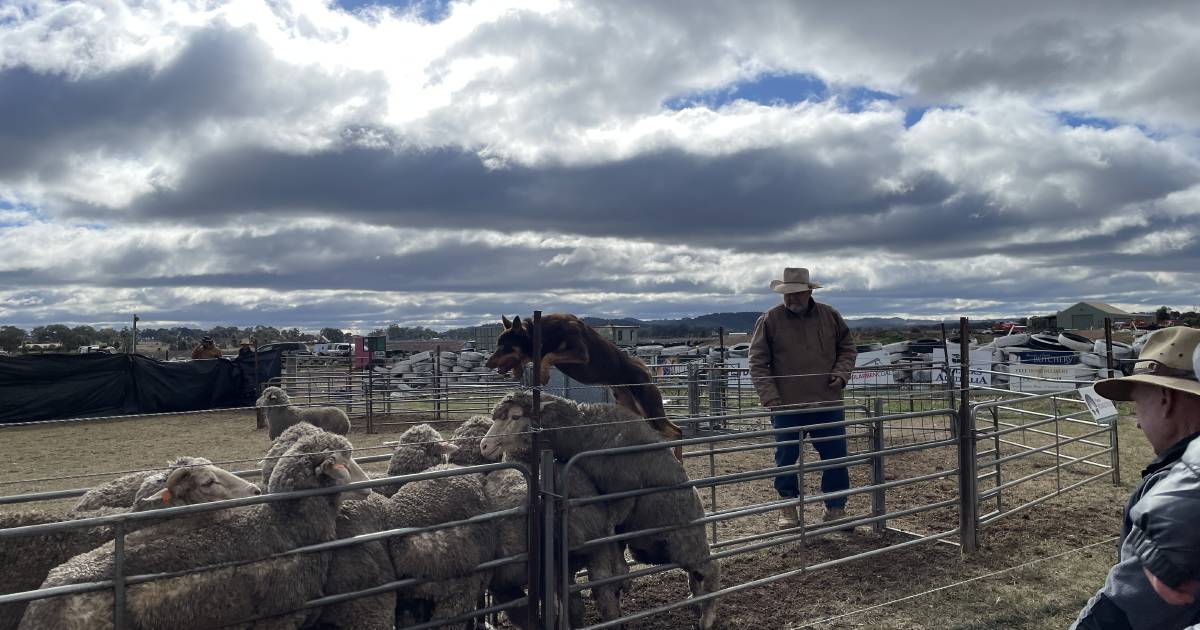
[[848, 350, 895, 388], [931, 348, 993, 387], [1079, 385, 1119, 423]]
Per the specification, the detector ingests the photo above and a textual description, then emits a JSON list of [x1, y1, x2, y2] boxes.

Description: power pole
[[132, 314, 140, 355]]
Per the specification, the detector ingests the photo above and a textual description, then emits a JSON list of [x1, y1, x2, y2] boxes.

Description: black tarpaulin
[[0, 351, 285, 424]]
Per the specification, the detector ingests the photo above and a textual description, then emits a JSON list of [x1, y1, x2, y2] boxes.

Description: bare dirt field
[[0, 405, 1145, 629]]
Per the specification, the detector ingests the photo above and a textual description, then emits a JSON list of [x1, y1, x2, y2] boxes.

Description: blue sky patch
[[663, 72, 940, 125], [335, 0, 452, 22], [1056, 111, 1119, 130]]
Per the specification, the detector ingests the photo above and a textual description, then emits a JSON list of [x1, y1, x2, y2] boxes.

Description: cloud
[[1, 0, 1199, 329]]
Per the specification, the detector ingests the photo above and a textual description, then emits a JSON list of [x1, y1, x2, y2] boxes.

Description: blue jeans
[[772, 409, 849, 508]]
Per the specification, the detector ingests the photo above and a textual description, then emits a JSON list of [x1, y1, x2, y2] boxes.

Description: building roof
[[1076, 302, 1132, 316]]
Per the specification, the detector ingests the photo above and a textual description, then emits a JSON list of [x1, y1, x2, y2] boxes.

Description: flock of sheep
[[1, 386, 720, 629]]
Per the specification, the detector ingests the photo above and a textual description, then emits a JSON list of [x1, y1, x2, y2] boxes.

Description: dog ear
[[511, 316, 522, 331], [502, 315, 511, 329]]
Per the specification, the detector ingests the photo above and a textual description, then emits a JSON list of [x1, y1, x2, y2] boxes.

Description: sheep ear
[[501, 315, 511, 329]]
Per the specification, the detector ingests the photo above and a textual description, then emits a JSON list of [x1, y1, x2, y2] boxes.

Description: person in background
[[191, 336, 222, 360], [749, 267, 857, 530], [237, 338, 254, 362], [1072, 327, 1200, 629]]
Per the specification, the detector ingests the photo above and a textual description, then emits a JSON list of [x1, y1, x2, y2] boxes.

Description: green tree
[[0, 326, 27, 352], [320, 327, 346, 343], [1156, 306, 1172, 322], [282, 328, 303, 341]]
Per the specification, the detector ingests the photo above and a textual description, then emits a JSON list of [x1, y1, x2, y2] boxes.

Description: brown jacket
[[191, 344, 223, 360], [748, 302, 857, 407]]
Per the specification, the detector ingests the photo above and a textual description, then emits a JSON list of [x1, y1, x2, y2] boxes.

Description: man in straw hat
[[1073, 326, 1200, 629], [749, 267, 857, 529]]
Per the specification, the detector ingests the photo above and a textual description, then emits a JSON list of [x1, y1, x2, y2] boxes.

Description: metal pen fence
[[0, 315, 1128, 629]]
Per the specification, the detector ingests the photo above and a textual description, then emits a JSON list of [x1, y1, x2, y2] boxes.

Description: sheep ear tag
[[321, 458, 352, 484]]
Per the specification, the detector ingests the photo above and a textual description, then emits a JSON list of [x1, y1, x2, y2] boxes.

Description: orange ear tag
[[161, 489, 172, 504]]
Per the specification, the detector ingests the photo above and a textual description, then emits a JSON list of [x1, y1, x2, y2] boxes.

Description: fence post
[[434, 345, 442, 421], [366, 367, 375, 434], [870, 398, 886, 535], [528, 311, 545, 628], [957, 317, 978, 553], [1105, 317, 1121, 486], [540, 449, 557, 630], [687, 363, 701, 424], [707, 360, 722, 425]]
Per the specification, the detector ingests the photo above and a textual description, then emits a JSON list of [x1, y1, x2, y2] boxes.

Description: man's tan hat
[[240, 338, 251, 345], [770, 267, 823, 294], [1094, 326, 1200, 401]]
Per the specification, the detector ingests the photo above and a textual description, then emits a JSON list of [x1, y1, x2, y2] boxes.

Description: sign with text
[[848, 350, 896, 388], [1009, 364, 1084, 392], [931, 348, 993, 387], [1079, 385, 1119, 423]]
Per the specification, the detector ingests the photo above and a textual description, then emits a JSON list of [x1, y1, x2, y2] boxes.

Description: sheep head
[[268, 432, 371, 501], [480, 399, 533, 461], [449, 416, 495, 466], [255, 386, 292, 408], [137, 463, 261, 510]]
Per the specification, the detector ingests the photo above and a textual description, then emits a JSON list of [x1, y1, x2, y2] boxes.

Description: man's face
[[1131, 383, 1175, 454], [783, 290, 812, 313]]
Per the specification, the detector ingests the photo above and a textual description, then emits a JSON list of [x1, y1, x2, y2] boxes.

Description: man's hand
[[829, 375, 847, 389]]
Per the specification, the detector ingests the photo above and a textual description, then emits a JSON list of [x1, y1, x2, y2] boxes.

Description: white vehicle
[[322, 343, 352, 357]]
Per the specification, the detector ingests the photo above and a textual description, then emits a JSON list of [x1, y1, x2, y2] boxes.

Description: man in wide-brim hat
[[749, 267, 857, 530], [1073, 326, 1200, 629]]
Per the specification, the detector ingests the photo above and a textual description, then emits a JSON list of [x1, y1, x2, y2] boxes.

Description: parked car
[[322, 342, 352, 357], [256, 341, 311, 354]]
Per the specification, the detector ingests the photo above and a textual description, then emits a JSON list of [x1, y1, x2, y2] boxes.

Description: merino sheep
[[257, 385, 351, 439], [68, 469, 158, 516], [315, 492, 398, 630], [387, 463, 496, 630], [481, 391, 721, 630], [447, 415, 495, 467], [18, 430, 371, 630], [377, 423, 457, 498], [260, 421, 325, 483], [448, 415, 626, 627], [1, 461, 260, 630]]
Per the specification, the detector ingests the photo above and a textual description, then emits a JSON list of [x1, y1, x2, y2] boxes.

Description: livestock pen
[[0, 316, 1132, 629]]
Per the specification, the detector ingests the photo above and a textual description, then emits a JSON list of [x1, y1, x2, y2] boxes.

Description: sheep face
[[268, 434, 372, 501], [480, 400, 532, 461], [137, 464, 261, 510], [255, 386, 291, 408]]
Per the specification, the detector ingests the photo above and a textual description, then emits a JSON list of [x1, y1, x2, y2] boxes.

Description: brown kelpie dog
[[485, 314, 685, 458]]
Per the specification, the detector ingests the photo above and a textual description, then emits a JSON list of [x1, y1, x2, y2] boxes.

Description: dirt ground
[[0, 405, 1144, 629]]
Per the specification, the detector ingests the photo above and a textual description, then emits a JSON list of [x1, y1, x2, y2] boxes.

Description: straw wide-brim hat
[[1094, 326, 1200, 401], [240, 338, 251, 345], [770, 267, 823, 294]]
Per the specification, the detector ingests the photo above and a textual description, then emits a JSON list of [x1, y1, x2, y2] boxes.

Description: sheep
[[18, 430, 371, 630], [480, 391, 721, 630], [376, 423, 457, 498], [1, 461, 260, 630], [386, 463, 496, 630], [68, 469, 159, 516], [314, 492, 398, 630], [447, 415, 495, 467], [257, 385, 351, 439], [451, 415, 627, 627], [259, 421, 325, 483], [0, 510, 112, 630]]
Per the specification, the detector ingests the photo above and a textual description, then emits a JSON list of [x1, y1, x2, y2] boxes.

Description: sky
[[1, 0, 1199, 332]]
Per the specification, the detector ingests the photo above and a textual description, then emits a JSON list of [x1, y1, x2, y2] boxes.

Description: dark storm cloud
[[0, 23, 384, 179]]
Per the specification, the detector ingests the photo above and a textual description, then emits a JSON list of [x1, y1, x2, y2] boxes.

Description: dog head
[[485, 315, 533, 378]]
